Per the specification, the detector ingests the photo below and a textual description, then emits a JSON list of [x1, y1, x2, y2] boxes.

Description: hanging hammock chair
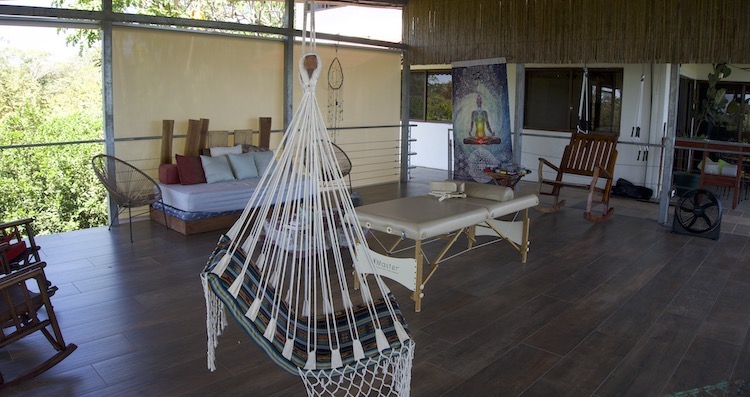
[[200, 4, 414, 396]]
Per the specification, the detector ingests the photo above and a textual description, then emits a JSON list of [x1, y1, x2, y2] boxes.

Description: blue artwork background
[[452, 61, 513, 183]]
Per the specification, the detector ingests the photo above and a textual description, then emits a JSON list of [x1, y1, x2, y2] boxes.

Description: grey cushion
[[200, 155, 236, 184], [227, 153, 259, 180], [253, 151, 275, 175]]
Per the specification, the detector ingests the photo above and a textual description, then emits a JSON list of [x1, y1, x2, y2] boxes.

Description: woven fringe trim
[[203, 273, 228, 372], [298, 342, 415, 397]]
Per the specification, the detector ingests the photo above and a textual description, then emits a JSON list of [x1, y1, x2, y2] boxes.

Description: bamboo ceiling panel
[[403, 0, 750, 65]]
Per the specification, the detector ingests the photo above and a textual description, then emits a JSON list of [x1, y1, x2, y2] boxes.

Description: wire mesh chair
[[331, 142, 353, 192], [91, 155, 168, 242]]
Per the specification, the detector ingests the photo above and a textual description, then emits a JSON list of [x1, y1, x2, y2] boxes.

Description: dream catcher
[[327, 46, 344, 142]]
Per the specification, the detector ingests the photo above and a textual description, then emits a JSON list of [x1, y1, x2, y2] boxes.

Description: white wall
[[410, 121, 451, 169], [112, 26, 402, 187]]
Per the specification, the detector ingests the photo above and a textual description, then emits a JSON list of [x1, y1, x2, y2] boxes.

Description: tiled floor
[[3, 167, 750, 396]]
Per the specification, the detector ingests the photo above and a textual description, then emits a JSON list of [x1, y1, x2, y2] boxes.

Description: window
[[524, 68, 622, 133], [409, 70, 452, 121], [692, 81, 750, 141]]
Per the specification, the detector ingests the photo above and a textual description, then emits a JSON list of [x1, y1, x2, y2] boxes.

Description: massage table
[[353, 181, 539, 311]]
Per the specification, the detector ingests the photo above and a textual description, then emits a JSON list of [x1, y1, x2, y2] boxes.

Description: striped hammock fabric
[[204, 235, 411, 375]]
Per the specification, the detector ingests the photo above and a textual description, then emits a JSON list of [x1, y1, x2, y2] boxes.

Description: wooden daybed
[[150, 117, 272, 235]]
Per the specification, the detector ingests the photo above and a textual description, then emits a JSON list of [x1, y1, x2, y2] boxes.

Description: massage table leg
[[414, 240, 423, 312]]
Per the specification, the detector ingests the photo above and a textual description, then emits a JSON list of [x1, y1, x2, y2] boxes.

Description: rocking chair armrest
[[594, 164, 614, 180], [0, 218, 35, 230], [538, 157, 561, 174], [0, 261, 46, 288]]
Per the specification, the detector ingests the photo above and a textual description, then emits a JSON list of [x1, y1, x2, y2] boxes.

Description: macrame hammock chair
[[200, 3, 415, 396]]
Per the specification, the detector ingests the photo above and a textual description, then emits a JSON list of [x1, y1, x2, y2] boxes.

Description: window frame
[[523, 67, 623, 134], [408, 69, 452, 122]]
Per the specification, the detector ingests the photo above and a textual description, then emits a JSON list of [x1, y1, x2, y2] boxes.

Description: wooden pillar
[[259, 117, 272, 150], [161, 120, 174, 164]]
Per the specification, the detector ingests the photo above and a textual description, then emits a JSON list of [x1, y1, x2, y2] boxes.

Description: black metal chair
[[91, 155, 168, 242]]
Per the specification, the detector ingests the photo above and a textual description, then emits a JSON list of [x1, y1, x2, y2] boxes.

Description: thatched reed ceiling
[[403, 0, 750, 65]]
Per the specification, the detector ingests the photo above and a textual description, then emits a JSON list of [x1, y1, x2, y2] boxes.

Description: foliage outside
[[692, 62, 733, 136], [0, 43, 107, 235], [52, 0, 285, 53], [426, 73, 452, 121]]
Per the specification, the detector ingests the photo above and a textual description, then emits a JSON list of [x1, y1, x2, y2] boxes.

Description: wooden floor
[[3, 168, 750, 396]]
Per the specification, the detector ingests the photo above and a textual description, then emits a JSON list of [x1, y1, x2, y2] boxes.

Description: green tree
[[0, 45, 107, 234], [52, 0, 286, 53]]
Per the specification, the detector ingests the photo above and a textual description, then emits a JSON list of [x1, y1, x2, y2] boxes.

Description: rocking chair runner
[[536, 132, 619, 222], [0, 260, 77, 388]]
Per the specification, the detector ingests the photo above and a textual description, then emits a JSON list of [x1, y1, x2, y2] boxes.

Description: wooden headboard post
[[161, 119, 174, 164], [259, 117, 271, 150]]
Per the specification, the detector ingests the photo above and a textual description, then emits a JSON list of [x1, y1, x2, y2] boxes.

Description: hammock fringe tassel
[[202, 274, 227, 372]]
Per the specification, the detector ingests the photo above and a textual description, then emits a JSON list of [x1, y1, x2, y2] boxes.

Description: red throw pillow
[[176, 155, 206, 185], [4, 240, 27, 263], [159, 164, 181, 184]]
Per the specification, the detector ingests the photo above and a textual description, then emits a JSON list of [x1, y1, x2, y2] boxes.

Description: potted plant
[[692, 62, 732, 139]]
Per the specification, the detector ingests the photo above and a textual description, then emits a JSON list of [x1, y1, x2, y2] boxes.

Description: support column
[[283, 0, 295, 129], [658, 63, 680, 225], [102, 0, 118, 225], [400, 50, 411, 183], [513, 64, 525, 165]]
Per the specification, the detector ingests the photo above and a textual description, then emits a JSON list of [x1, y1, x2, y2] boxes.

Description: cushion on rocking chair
[[1, 238, 27, 265]]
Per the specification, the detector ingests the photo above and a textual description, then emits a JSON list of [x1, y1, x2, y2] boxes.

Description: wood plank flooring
[[3, 168, 750, 396]]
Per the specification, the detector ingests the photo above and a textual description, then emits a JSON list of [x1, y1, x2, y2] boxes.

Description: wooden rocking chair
[[0, 258, 76, 389], [536, 132, 619, 222]]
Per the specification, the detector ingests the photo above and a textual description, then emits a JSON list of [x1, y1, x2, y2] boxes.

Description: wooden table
[[674, 138, 750, 209], [484, 170, 531, 189]]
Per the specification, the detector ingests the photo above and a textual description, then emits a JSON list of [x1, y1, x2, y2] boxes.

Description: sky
[[0, 3, 401, 56], [0, 0, 79, 56], [0, 25, 74, 57]]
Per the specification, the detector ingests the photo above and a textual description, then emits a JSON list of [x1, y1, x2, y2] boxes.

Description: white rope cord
[[204, 0, 413, 385], [203, 2, 413, 391], [577, 67, 590, 134], [632, 73, 648, 161]]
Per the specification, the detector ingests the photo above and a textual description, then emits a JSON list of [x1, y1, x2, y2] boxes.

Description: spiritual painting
[[452, 58, 513, 183]]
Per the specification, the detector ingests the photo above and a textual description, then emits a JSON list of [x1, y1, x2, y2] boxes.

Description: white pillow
[[200, 155, 235, 183], [228, 153, 259, 180], [209, 145, 243, 157], [254, 151, 275, 175]]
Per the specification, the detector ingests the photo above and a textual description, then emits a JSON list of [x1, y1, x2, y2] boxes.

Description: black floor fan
[[672, 189, 723, 240]]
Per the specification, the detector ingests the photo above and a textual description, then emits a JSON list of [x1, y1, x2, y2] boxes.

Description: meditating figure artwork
[[452, 58, 513, 184], [464, 94, 501, 145]]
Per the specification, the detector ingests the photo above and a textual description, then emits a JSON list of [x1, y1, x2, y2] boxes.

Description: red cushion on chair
[[158, 164, 181, 184], [175, 155, 206, 185], [4, 241, 27, 263]]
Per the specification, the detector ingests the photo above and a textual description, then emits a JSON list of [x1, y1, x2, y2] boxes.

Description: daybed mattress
[[158, 179, 264, 213], [152, 201, 240, 222]]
